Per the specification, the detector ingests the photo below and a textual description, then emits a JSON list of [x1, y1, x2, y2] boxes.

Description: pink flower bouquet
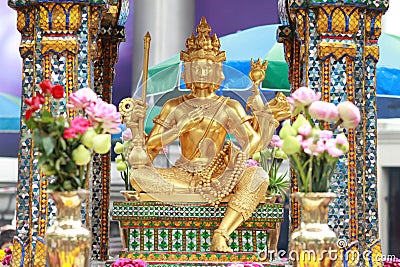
[[252, 135, 289, 200], [0, 246, 12, 265], [24, 80, 121, 191], [280, 86, 360, 192], [112, 258, 147, 267]]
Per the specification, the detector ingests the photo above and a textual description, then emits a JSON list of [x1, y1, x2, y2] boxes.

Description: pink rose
[[301, 137, 322, 156], [336, 133, 347, 145], [245, 159, 259, 167], [122, 128, 133, 142], [287, 87, 321, 108], [67, 87, 98, 110], [297, 125, 312, 136], [327, 146, 344, 157], [269, 135, 281, 148], [112, 258, 147, 267], [301, 139, 313, 155], [70, 117, 91, 134], [315, 140, 326, 154], [337, 101, 361, 128], [309, 101, 339, 121], [85, 99, 121, 134], [63, 127, 77, 139], [318, 130, 333, 140]]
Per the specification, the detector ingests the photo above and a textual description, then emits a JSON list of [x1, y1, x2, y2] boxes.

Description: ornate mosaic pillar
[[277, 1, 303, 234], [7, 0, 128, 265], [91, 1, 128, 261], [279, 0, 388, 265]]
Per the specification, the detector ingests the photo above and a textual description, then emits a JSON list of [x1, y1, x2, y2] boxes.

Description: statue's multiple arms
[[226, 99, 262, 158]]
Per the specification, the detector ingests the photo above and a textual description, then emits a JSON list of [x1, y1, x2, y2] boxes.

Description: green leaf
[[48, 183, 60, 191], [55, 157, 66, 171], [42, 136, 55, 156], [25, 118, 36, 130], [59, 137, 67, 151]]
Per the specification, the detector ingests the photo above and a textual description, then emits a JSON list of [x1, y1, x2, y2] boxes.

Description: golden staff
[[124, 32, 152, 168], [139, 32, 151, 141]]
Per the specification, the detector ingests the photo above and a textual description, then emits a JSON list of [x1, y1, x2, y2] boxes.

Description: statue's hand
[[176, 114, 204, 135], [267, 92, 291, 122], [119, 98, 148, 124], [246, 93, 264, 111], [129, 99, 148, 123]]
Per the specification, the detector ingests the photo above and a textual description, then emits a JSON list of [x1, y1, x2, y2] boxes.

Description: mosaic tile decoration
[[112, 201, 283, 254], [288, 0, 389, 9], [280, 2, 387, 265], [116, 251, 287, 266], [126, 228, 271, 254], [112, 202, 284, 222], [9, 1, 126, 265]]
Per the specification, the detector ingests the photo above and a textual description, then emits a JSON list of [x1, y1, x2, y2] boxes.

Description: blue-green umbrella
[[141, 24, 290, 97], [0, 93, 20, 133]]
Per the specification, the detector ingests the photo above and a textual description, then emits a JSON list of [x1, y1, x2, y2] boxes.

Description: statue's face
[[184, 59, 222, 90]]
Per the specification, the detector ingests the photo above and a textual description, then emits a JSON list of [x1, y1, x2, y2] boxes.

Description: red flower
[[63, 128, 77, 139], [2, 253, 12, 265], [70, 117, 91, 134], [51, 84, 65, 99], [25, 109, 33, 120], [24, 94, 45, 111], [39, 80, 53, 94]]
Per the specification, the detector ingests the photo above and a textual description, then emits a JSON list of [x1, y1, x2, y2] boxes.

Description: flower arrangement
[[0, 246, 12, 266], [114, 128, 133, 190], [252, 135, 290, 201], [24, 80, 121, 191], [279, 86, 360, 192], [112, 258, 147, 267]]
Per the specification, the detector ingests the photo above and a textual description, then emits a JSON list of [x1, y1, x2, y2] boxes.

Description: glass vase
[[45, 190, 91, 267], [289, 192, 338, 267]]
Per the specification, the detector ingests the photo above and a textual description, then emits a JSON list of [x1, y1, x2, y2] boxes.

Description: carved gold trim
[[317, 6, 359, 34], [19, 40, 34, 57], [365, 12, 382, 40], [17, 10, 34, 34], [121, 252, 260, 263], [41, 37, 78, 54], [38, 3, 81, 32], [318, 41, 356, 60], [33, 238, 47, 267], [365, 45, 379, 62], [295, 9, 306, 42]]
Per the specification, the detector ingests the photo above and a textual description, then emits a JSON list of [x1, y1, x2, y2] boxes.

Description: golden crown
[[180, 17, 226, 63]]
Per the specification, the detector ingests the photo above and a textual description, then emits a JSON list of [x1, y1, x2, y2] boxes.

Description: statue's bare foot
[[210, 230, 233, 252]]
